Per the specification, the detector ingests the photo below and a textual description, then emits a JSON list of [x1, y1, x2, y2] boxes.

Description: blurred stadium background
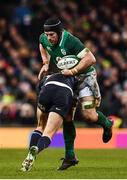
[[0, 0, 127, 149]]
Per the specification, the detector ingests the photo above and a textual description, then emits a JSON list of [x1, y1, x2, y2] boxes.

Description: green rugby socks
[[63, 121, 76, 159], [96, 111, 112, 129]]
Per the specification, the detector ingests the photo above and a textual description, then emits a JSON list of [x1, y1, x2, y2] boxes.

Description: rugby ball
[[57, 55, 80, 70]]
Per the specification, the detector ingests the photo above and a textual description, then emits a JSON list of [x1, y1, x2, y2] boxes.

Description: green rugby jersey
[[39, 30, 95, 74]]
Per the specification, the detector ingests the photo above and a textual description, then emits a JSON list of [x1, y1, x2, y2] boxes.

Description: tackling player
[[38, 17, 113, 170], [21, 73, 78, 171]]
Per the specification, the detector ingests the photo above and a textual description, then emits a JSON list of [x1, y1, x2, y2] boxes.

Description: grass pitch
[[0, 148, 127, 179]]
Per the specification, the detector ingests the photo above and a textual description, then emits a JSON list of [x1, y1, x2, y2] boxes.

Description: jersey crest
[[61, 49, 66, 55]]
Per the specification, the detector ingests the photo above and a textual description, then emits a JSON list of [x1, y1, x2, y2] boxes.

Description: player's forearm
[[39, 44, 49, 65], [71, 51, 96, 75]]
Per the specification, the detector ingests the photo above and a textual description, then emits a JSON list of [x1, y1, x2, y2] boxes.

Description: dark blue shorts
[[38, 84, 73, 119]]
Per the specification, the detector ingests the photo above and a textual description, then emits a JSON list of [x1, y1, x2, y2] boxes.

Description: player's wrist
[[43, 63, 49, 69], [69, 69, 74, 75], [70, 67, 78, 75], [43, 60, 49, 65]]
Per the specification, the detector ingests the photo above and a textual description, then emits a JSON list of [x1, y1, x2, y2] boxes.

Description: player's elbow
[[91, 56, 96, 64], [89, 52, 96, 64], [87, 52, 96, 65]]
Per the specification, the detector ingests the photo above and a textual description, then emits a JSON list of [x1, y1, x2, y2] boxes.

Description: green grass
[[0, 148, 127, 179]]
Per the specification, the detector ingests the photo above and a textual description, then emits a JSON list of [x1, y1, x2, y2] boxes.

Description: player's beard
[[50, 39, 58, 45]]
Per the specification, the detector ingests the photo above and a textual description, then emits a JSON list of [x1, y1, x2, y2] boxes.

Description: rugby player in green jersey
[[37, 17, 113, 170]]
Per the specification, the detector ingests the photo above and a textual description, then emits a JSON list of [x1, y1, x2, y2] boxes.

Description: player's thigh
[[43, 112, 63, 138], [79, 85, 95, 109], [80, 96, 98, 122]]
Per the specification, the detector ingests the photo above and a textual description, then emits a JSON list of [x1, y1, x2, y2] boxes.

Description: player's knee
[[80, 100, 98, 122], [82, 111, 98, 122]]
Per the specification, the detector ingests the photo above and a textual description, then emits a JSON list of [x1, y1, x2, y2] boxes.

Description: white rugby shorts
[[79, 86, 93, 98]]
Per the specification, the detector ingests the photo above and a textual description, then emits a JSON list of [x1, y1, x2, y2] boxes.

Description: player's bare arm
[[62, 48, 96, 76], [38, 44, 50, 80]]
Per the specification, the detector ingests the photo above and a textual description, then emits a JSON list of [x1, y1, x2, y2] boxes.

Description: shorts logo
[[61, 49, 66, 55], [55, 107, 61, 111]]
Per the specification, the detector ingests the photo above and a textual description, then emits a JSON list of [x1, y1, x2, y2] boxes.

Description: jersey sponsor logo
[[47, 46, 51, 51], [61, 49, 66, 55]]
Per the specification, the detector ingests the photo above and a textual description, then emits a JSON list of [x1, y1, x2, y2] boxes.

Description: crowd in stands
[[0, 0, 127, 127]]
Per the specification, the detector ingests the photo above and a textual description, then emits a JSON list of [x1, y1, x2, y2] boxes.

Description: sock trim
[[32, 132, 42, 137]]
